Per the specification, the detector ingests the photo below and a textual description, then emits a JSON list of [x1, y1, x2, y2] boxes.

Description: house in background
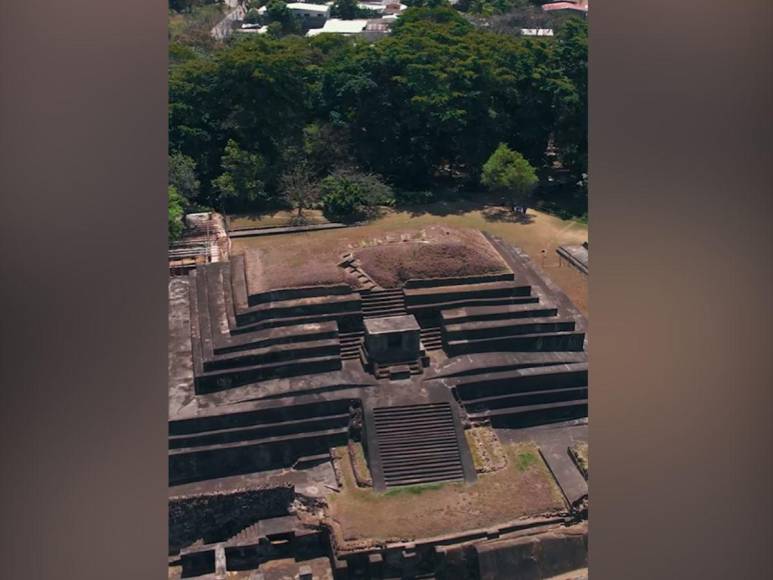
[[521, 28, 554, 37], [287, 2, 331, 23], [257, 2, 331, 26], [306, 18, 369, 37]]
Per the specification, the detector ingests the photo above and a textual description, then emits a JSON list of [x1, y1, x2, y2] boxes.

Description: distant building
[[257, 2, 331, 22], [286, 2, 331, 21], [521, 28, 554, 37], [358, 1, 407, 15], [362, 18, 392, 40], [306, 18, 370, 37]]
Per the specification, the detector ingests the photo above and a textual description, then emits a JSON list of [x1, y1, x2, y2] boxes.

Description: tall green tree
[[330, 0, 375, 18], [168, 152, 200, 202], [168, 186, 186, 242], [264, 0, 301, 34], [550, 17, 587, 178], [212, 139, 269, 210], [280, 162, 319, 220], [481, 143, 538, 208]]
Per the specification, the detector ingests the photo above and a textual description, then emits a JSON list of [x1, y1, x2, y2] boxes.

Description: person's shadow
[[482, 206, 535, 224]]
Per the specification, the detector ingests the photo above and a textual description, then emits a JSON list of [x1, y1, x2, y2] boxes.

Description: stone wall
[[404, 272, 514, 289], [475, 525, 588, 580], [169, 429, 347, 485], [169, 486, 294, 555]]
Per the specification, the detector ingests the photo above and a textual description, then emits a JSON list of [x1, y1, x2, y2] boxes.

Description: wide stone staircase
[[370, 403, 468, 489]]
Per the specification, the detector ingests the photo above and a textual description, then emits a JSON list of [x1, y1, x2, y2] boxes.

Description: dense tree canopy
[[168, 7, 587, 214]]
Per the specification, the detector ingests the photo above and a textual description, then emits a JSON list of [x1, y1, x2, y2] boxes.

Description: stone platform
[[168, 229, 589, 578]]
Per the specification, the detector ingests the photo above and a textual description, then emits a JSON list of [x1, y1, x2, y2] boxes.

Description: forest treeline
[[168, 4, 587, 220]]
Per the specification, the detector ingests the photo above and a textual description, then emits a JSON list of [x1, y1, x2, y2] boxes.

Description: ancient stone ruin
[[168, 228, 588, 579]]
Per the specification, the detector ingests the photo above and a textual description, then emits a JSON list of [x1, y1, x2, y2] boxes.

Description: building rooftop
[[363, 313, 420, 335], [306, 18, 369, 36], [287, 2, 331, 13]]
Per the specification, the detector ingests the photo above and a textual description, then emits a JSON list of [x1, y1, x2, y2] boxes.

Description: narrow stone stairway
[[419, 326, 443, 351], [338, 330, 364, 360], [360, 288, 407, 319]]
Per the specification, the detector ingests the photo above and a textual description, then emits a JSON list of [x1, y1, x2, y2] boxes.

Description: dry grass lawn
[[327, 442, 566, 543], [229, 209, 329, 230], [232, 203, 588, 314]]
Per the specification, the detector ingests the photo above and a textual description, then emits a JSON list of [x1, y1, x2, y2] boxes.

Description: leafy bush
[[320, 171, 393, 221], [481, 143, 538, 206]]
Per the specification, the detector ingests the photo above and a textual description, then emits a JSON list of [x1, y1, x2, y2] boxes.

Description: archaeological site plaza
[[168, 225, 589, 579]]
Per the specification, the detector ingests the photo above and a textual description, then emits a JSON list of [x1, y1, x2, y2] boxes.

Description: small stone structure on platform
[[363, 314, 420, 361], [557, 242, 588, 275], [168, 226, 588, 579]]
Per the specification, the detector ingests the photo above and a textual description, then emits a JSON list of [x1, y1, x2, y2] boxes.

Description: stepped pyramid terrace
[[168, 225, 589, 579]]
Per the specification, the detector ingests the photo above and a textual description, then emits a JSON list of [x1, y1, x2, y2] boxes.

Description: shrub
[[320, 171, 393, 221], [394, 190, 435, 206]]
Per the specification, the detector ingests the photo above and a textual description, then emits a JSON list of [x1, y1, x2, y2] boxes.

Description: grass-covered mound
[[353, 227, 509, 288]]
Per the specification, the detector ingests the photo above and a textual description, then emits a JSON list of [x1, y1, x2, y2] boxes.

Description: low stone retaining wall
[[404, 272, 514, 289], [229, 222, 347, 238], [169, 486, 294, 555], [247, 283, 353, 306]]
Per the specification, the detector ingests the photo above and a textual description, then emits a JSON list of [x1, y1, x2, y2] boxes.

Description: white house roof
[[287, 3, 330, 13], [358, 3, 386, 12], [306, 18, 369, 36]]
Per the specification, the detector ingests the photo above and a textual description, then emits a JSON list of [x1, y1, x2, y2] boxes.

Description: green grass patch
[[515, 450, 538, 472], [465, 430, 484, 471], [382, 482, 446, 498]]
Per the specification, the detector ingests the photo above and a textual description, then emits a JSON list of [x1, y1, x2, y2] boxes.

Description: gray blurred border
[[590, 1, 772, 578], [0, 1, 168, 578]]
